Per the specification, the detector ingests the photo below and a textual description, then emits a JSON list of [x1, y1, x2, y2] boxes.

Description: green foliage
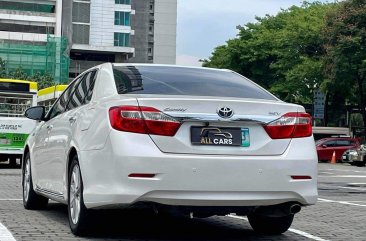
[[0, 57, 56, 89], [30, 72, 56, 89], [8, 67, 28, 81], [0, 58, 6, 78], [323, 0, 366, 131], [203, 2, 336, 103]]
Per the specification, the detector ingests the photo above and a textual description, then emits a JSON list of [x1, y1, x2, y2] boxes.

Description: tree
[[323, 0, 366, 134], [0, 58, 5, 78], [8, 67, 28, 80], [30, 72, 56, 89], [203, 2, 336, 103], [0, 57, 56, 89]]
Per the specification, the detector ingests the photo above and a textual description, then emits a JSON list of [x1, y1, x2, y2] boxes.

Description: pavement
[[0, 163, 365, 241]]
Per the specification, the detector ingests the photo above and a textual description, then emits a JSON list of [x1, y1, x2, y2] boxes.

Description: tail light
[[109, 106, 181, 136], [263, 112, 312, 139]]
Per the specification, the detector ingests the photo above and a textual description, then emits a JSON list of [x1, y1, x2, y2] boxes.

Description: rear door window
[[324, 140, 336, 147], [83, 71, 97, 104], [60, 80, 78, 109], [337, 140, 351, 146], [67, 70, 97, 110], [113, 65, 277, 100]]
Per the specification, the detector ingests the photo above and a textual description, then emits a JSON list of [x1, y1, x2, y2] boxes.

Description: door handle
[[46, 125, 53, 131], [69, 116, 77, 123]]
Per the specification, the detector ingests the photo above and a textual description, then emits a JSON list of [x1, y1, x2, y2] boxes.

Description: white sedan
[[23, 63, 317, 236]]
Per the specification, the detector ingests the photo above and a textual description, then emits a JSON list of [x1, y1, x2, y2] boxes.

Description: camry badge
[[217, 107, 234, 119]]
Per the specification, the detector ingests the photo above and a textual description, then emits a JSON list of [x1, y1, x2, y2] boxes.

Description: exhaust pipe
[[289, 204, 301, 214], [251, 203, 302, 217]]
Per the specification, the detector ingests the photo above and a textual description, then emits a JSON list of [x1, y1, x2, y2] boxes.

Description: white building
[[0, 0, 177, 79], [0, 0, 62, 43], [153, 0, 177, 64], [65, 0, 177, 77], [0, 0, 69, 82]]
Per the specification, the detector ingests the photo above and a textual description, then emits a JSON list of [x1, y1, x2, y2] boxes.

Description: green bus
[[0, 79, 38, 167]]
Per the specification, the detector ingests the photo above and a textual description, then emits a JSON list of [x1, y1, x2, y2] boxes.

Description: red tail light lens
[[109, 106, 181, 136], [263, 112, 312, 139]]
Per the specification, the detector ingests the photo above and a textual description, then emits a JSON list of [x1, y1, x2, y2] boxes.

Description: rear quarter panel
[[75, 97, 141, 152]]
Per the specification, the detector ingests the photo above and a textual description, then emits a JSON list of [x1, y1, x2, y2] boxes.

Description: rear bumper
[[341, 155, 353, 163], [79, 131, 318, 209], [352, 156, 365, 163], [0, 148, 23, 155], [342, 154, 364, 163], [0, 149, 23, 162]]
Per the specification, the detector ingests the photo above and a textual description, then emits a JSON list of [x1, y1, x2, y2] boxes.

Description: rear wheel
[[248, 214, 294, 235], [22, 153, 49, 209], [68, 156, 90, 235], [355, 157, 366, 167]]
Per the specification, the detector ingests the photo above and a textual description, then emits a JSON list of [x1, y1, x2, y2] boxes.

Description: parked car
[[316, 137, 360, 162], [22, 64, 317, 236], [342, 145, 366, 167]]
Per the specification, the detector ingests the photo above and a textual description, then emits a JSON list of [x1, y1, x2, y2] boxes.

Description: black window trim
[[82, 70, 98, 105], [65, 69, 97, 111], [45, 68, 98, 121]]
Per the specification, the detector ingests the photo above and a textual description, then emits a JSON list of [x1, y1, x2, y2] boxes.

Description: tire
[[22, 152, 49, 210], [68, 155, 90, 235], [248, 214, 294, 235], [355, 158, 366, 167]]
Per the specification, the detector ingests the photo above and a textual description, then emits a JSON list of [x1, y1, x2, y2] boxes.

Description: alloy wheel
[[23, 157, 30, 202], [69, 164, 81, 225]]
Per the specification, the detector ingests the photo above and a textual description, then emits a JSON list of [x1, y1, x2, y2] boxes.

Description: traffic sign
[[314, 90, 325, 119]]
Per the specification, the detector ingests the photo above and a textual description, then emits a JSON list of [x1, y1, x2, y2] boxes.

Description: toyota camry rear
[[23, 63, 317, 235]]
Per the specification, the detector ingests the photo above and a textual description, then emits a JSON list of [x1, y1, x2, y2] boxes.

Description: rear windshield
[[112, 66, 277, 100]]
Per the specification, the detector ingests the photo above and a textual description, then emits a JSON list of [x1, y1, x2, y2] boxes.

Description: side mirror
[[25, 106, 46, 121], [322, 144, 327, 148]]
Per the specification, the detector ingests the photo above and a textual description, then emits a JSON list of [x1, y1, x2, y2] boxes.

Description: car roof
[[112, 63, 233, 72], [319, 137, 357, 141]]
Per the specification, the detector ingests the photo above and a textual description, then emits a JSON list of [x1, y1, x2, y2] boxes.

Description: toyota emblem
[[217, 107, 234, 118]]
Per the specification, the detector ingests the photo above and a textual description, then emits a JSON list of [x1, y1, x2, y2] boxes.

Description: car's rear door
[[50, 70, 98, 196], [46, 79, 80, 195]]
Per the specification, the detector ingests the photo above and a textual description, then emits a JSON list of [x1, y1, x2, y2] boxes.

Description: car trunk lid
[[135, 95, 303, 156]]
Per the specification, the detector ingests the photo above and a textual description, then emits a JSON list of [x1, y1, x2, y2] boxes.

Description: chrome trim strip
[[164, 113, 277, 124]]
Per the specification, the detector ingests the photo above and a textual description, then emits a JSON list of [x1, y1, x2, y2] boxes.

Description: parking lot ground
[[0, 163, 365, 241]]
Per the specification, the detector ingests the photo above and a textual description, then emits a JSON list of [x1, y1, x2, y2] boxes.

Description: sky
[[176, 0, 328, 66]]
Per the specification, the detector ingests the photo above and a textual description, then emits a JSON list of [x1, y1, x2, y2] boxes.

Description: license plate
[[191, 127, 250, 147], [0, 138, 11, 145]]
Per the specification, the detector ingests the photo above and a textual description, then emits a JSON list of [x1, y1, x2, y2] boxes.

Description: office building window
[[149, 24, 154, 33], [115, 11, 130, 26], [73, 24, 90, 44], [114, 33, 130, 47], [73, 2, 90, 23], [115, 0, 131, 4]]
